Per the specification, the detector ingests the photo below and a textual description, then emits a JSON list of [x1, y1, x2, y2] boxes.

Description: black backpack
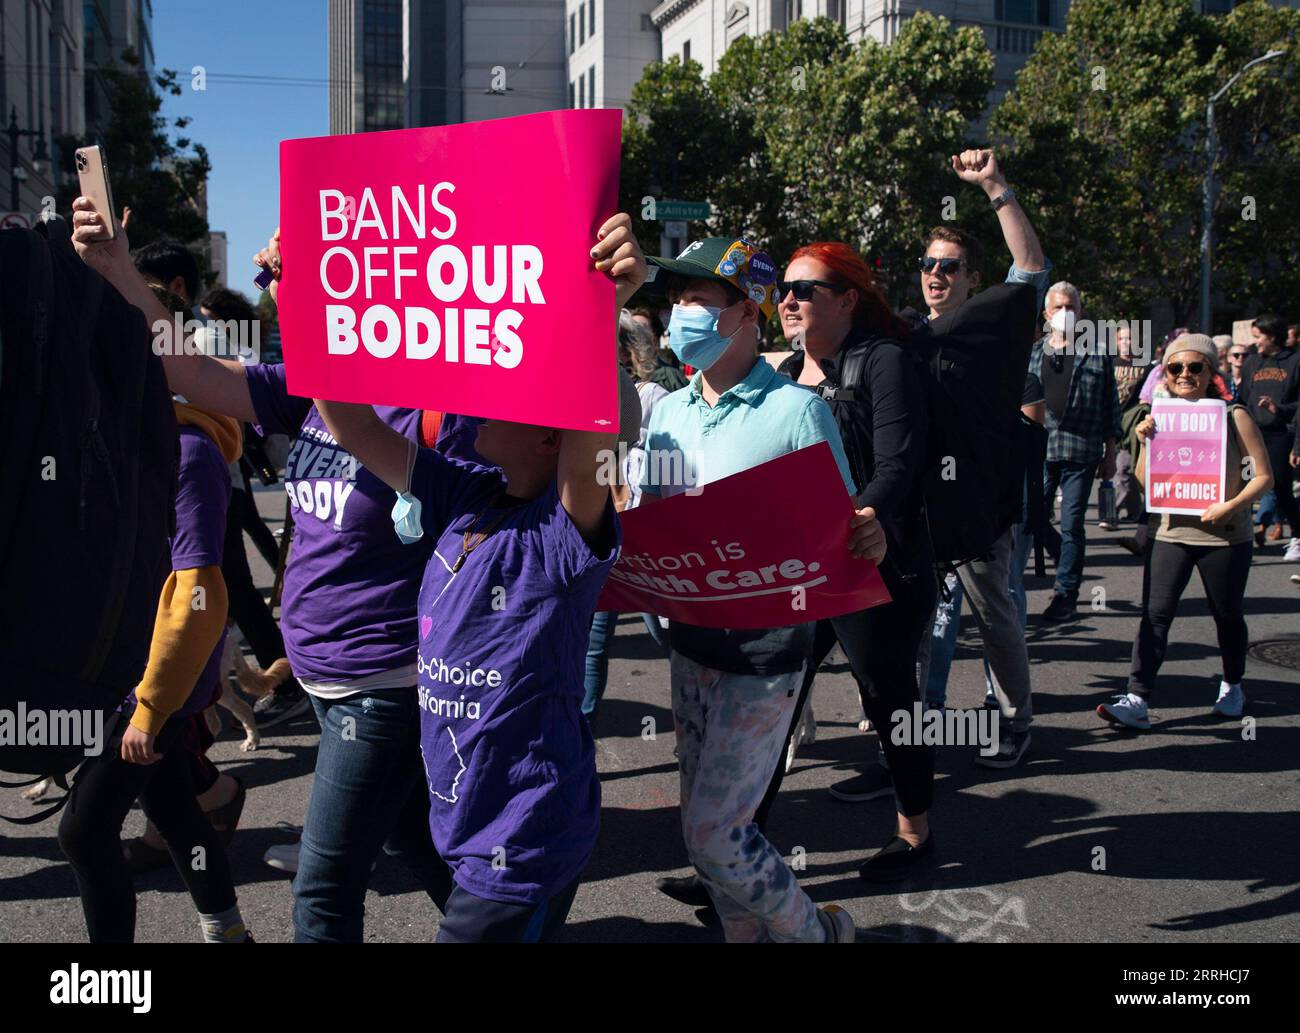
[[0, 225, 177, 818], [832, 281, 1040, 571]]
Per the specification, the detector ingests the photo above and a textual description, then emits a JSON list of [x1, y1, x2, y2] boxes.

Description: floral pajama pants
[[670, 651, 824, 943]]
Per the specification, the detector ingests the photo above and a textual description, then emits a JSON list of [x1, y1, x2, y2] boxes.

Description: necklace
[[451, 502, 514, 573]]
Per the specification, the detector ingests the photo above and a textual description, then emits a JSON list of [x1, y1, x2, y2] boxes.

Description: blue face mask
[[391, 438, 423, 545], [668, 302, 740, 371], [391, 492, 423, 545]]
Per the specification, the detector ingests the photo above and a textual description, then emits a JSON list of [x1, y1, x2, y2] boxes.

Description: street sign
[[663, 220, 687, 238], [656, 200, 711, 221], [0, 211, 32, 230]]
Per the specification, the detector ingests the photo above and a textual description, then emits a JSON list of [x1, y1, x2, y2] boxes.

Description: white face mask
[[1050, 308, 1077, 335]]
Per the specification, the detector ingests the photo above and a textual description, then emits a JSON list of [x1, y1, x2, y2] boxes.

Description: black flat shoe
[[858, 833, 936, 883], [655, 873, 712, 907]]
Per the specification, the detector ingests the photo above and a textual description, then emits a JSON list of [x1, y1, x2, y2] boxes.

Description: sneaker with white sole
[[1213, 681, 1245, 717], [253, 688, 311, 729], [817, 904, 855, 943], [975, 729, 1031, 769], [1097, 692, 1150, 730], [1285, 538, 1300, 562], [264, 841, 300, 873]]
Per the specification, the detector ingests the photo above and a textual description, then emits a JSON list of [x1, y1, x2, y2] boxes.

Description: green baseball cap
[[641, 237, 779, 319]]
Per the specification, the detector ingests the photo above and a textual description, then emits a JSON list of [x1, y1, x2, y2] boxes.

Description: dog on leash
[[205, 635, 293, 752]]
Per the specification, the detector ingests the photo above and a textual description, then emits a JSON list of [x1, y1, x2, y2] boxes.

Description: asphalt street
[[3, 484, 1298, 943]]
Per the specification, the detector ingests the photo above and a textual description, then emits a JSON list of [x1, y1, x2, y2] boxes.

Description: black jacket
[[1237, 345, 1299, 435], [778, 326, 930, 563]]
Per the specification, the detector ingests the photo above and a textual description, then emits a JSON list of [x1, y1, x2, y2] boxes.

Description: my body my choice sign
[[277, 110, 623, 431], [1145, 397, 1229, 516]]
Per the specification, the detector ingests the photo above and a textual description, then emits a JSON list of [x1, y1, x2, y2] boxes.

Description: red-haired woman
[[765, 242, 937, 882]]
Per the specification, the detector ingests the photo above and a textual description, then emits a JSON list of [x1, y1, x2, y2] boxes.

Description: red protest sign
[[598, 442, 891, 628], [276, 110, 623, 433]]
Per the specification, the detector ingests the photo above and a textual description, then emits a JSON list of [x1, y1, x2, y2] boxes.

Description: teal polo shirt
[[636, 357, 857, 677], [638, 357, 856, 499]]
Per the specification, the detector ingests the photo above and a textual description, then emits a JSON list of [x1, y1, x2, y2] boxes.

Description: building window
[[569, 80, 575, 107], [683, 39, 691, 62], [641, 13, 653, 31], [588, 65, 596, 107], [578, 73, 585, 108], [579, 3, 585, 44], [362, 0, 403, 131], [784, 0, 803, 27], [995, 0, 1051, 25], [829, 0, 846, 27], [570, 12, 575, 53], [589, 0, 596, 36]]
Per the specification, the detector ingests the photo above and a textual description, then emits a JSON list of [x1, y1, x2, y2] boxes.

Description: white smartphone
[[75, 145, 118, 241]]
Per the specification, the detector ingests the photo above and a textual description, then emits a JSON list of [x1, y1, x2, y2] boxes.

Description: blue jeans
[[1043, 460, 1096, 597], [1257, 490, 1278, 529], [583, 611, 671, 716], [293, 687, 444, 943], [922, 523, 1032, 709]]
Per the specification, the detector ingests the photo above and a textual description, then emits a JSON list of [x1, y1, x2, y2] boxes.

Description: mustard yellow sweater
[[129, 403, 242, 737]]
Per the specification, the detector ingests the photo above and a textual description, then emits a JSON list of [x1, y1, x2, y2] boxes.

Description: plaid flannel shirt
[[1028, 335, 1123, 465]]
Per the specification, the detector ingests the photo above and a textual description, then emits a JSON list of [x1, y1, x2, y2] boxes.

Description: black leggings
[[757, 556, 938, 825], [1261, 431, 1299, 533], [1129, 538, 1253, 699], [57, 712, 237, 942]]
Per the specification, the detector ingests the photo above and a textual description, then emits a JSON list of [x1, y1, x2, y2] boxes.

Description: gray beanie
[[1164, 333, 1219, 369]]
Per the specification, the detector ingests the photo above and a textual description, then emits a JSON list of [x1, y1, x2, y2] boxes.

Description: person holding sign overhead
[[1099, 334, 1273, 731], [71, 201, 455, 944], [312, 212, 643, 943]]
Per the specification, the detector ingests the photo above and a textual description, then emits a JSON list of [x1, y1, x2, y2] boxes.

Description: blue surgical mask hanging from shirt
[[391, 437, 424, 544], [668, 302, 740, 371]]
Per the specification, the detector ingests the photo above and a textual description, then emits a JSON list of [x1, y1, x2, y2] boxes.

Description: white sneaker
[[784, 703, 817, 773], [264, 841, 300, 873], [1285, 538, 1300, 562], [1290, 573, 1300, 586], [1213, 681, 1244, 717], [1098, 692, 1150, 730]]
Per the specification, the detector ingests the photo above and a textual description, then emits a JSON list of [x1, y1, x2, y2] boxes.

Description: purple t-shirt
[[408, 450, 620, 905], [152, 425, 230, 718], [245, 363, 432, 682]]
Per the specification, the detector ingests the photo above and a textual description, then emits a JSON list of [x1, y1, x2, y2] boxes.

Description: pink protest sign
[[276, 110, 623, 432], [1145, 398, 1229, 515], [598, 443, 891, 629]]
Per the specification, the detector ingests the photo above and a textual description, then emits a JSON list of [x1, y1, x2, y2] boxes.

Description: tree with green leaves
[[990, 0, 1298, 329], [621, 14, 996, 311], [57, 48, 211, 259]]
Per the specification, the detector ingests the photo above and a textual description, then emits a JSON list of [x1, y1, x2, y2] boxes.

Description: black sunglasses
[[776, 279, 845, 302], [918, 256, 963, 274], [1166, 362, 1206, 376]]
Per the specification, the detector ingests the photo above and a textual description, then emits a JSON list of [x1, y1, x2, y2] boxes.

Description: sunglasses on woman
[[776, 279, 845, 302], [918, 256, 963, 274], [1166, 362, 1205, 376]]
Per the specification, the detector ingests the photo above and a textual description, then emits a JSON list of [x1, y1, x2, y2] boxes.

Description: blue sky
[[154, 1, 327, 297]]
